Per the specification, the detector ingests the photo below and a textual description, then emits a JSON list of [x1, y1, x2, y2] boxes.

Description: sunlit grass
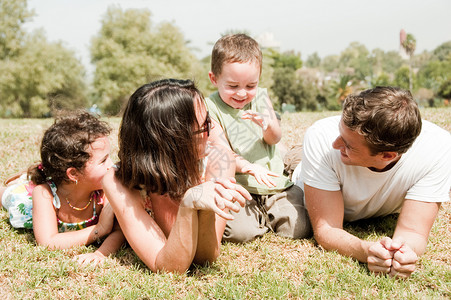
[[1, 108, 450, 298]]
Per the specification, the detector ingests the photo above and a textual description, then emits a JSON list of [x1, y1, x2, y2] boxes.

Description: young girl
[[102, 79, 251, 273], [1, 112, 124, 265]]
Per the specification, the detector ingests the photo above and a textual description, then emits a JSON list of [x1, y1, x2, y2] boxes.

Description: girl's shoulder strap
[[46, 181, 61, 209]]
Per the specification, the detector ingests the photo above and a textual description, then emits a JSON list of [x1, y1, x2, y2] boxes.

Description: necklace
[[66, 197, 92, 211]]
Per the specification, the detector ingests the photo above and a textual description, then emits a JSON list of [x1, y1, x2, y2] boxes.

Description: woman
[[102, 79, 251, 272]]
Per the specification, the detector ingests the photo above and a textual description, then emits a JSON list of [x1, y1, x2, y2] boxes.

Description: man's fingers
[[391, 258, 416, 273], [390, 237, 406, 251], [367, 255, 392, 268]]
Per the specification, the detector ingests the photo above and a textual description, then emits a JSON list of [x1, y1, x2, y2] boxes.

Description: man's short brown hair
[[211, 33, 262, 76], [342, 86, 422, 155]]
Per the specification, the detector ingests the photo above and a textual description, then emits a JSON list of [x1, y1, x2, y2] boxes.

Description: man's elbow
[[312, 227, 336, 251]]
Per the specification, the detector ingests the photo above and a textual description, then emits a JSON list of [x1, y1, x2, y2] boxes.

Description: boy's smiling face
[[209, 60, 260, 109]]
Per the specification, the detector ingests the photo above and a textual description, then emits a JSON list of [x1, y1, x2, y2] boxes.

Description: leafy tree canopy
[[0, 0, 34, 59], [0, 0, 87, 117], [432, 41, 451, 61], [269, 49, 302, 70], [305, 52, 321, 68], [91, 6, 201, 115]]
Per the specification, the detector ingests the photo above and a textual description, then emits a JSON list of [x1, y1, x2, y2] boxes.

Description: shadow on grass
[[344, 213, 398, 240], [15, 228, 37, 244], [110, 243, 222, 276]]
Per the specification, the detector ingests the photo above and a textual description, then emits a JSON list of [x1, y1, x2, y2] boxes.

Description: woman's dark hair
[[115, 79, 204, 200], [28, 111, 112, 185]]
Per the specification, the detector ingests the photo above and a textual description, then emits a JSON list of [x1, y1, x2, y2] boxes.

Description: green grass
[[1, 108, 450, 299]]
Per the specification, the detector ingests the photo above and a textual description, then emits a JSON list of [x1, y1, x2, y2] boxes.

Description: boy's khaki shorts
[[222, 144, 309, 243], [222, 185, 312, 243]]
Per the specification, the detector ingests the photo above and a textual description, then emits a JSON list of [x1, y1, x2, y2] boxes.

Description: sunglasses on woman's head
[[194, 111, 211, 136]]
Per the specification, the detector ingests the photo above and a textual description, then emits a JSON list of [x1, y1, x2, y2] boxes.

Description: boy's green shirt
[[205, 87, 292, 195]]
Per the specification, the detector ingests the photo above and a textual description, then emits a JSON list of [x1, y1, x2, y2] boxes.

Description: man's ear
[[381, 151, 399, 161], [66, 167, 79, 183], [208, 71, 218, 86]]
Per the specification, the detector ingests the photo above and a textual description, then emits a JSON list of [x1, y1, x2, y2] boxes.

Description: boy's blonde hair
[[211, 33, 262, 76]]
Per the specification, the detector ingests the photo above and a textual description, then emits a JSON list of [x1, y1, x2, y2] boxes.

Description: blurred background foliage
[[1, 0, 451, 117]]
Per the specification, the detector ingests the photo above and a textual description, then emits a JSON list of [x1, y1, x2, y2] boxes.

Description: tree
[[338, 42, 371, 81], [270, 49, 302, 70], [260, 49, 275, 106], [0, 32, 87, 117], [0, 0, 87, 117], [305, 52, 321, 68], [381, 51, 404, 74], [0, 0, 33, 59], [268, 49, 309, 111], [91, 6, 201, 115], [320, 55, 339, 73], [271, 67, 317, 111], [438, 78, 451, 99], [417, 43, 451, 96], [392, 65, 411, 90], [331, 75, 353, 104], [401, 33, 416, 91], [371, 72, 391, 87], [432, 40, 451, 61]]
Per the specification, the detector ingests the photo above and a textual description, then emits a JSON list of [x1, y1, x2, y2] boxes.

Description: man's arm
[[385, 199, 441, 277], [304, 184, 375, 263], [393, 199, 440, 255], [306, 182, 442, 277]]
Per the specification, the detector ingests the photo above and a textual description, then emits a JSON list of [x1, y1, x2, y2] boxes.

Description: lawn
[[1, 108, 450, 299]]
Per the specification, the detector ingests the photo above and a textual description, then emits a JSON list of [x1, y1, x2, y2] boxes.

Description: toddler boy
[[205, 34, 311, 243]]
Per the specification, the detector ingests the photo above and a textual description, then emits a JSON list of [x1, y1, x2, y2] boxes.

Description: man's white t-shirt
[[293, 116, 451, 222]]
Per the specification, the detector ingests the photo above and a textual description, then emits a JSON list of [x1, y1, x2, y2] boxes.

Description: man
[[293, 86, 451, 278]]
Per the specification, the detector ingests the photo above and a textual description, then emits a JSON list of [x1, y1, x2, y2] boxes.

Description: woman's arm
[[102, 169, 199, 273], [103, 167, 250, 273], [194, 144, 235, 263]]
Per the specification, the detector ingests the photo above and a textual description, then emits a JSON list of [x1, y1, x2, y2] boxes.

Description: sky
[[26, 0, 451, 74]]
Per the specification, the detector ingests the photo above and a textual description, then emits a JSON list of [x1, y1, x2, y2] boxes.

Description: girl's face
[[80, 136, 113, 190], [194, 97, 211, 158]]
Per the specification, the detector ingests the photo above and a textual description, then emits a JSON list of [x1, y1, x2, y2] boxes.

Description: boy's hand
[[241, 110, 268, 131], [241, 163, 279, 187]]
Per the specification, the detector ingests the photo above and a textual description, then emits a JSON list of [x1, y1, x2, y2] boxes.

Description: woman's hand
[[181, 177, 251, 220]]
